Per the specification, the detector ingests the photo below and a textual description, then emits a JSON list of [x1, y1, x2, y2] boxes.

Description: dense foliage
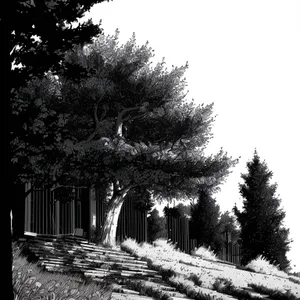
[[13, 31, 238, 245], [2, 1, 108, 299], [13, 30, 238, 199], [190, 189, 222, 252], [234, 151, 291, 270]]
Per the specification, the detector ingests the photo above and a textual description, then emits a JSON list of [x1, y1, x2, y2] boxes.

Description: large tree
[[234, 150, 291, 270], [1, 1, 108, 299], [190, 188, 222, 252], [14, 31, 238, 247]]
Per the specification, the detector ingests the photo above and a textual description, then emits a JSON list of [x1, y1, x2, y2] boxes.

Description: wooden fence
[[166, 215, 195, 253], [217, 241, 241, 265], [24, 183, 87, 236], [23, 183, 240, 264], [166, 215, 241, 265], [24, 183, 147, 242]]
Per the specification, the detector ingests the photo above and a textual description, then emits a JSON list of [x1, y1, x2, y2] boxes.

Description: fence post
[[24, 182, 31, 232], [55, 200, 60, 235]]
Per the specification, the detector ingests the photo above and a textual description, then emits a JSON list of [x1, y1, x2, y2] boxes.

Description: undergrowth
[[187, 273, 203, 287], [288, 276, 300, 285], [248, 283, 299, 300], [168, 276, 218, 300], [123, 279, 171, 300], [13, 244, 112, 300], [212, 277, 262, 300], [245, 255, 288, 278], [191, 246, 218, 261]]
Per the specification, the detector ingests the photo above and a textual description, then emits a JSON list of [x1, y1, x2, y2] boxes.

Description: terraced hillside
[[16, 235, 192, 300], [121, 239, 300, 300], [15, 235, 300, 300]]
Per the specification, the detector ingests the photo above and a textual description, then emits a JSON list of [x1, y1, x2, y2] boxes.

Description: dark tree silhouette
[[1, 1, 108, 298], [14, 32, 238, 246], [190, 189, 222, 252], [234, 150, 291, 271]]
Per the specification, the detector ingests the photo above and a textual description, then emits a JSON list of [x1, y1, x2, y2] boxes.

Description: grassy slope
[[121, 239, 300, 299]]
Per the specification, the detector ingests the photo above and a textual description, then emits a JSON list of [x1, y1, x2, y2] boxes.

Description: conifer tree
[[234, 150, 291, 270], [190, 188, 222, 252], [1, 1, 107, 298], [15, 32, 238, 246]]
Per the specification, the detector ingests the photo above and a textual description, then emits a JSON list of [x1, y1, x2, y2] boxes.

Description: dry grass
[[245, 255, 289, 278], [13, 244, 113, 300], [191, 246, 218, 261], [249, 283, 299, 300], [122, 279, 171, 300], [121, 238, 300, 299]]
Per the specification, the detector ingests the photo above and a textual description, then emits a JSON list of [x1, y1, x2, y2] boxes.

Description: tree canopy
[[13, 31, 238, 197], [1, 1, 110, 299], [234, 150, 291, 270], [12, 31, 238, 245]]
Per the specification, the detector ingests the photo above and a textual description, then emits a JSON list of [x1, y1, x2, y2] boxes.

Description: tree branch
[[116, 105, 143, 137], [50, 184, 87, 192], [86, 99, 107, 143]]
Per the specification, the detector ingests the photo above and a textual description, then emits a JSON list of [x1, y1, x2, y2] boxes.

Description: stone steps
[[19, 235, 184, 299], [24, 235, 272, 300]]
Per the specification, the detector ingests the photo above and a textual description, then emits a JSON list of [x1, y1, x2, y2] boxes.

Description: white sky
[[82, 0, 300, 272]]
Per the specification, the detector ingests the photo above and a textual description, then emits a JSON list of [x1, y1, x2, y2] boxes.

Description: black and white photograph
[[2, 1, 300, 299]]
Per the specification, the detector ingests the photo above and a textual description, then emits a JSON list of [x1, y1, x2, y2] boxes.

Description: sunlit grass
[[191, 246, 218, 261], [245, 255, 289, 278], [121, 238, 300, 299]]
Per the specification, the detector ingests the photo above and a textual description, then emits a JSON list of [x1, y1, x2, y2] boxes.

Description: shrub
[[248, 283, 299, 300], [245, 255, 288, 278], [187, 273, 202, 287], [168, 276, 217, 300], [212, 278, 263, 300], [212, 277, 232, 293], [288, 276, 300, 285], [124, 279, 171, 300], [191, 246, 217, 261], [153, 238, 177, 251]]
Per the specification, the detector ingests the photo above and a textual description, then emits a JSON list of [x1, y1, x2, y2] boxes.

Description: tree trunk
[[11, 184, 26, 240], [1, 1, 14, 298], [99, 194, 126, 247]]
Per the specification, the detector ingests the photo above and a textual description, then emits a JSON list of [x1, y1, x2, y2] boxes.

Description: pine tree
[[1, 2, 107, 298], [15, 32, 238, 246], [234, 150, 291, 270], [190, 188, 222, 252]]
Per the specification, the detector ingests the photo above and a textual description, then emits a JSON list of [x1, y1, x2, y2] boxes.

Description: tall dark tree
[[1, 1, 108, 299], [190, 188, 222, 252], [148, 208, 167, 242], [234, 150, 291, 271], [14, 32, 238, 247]]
